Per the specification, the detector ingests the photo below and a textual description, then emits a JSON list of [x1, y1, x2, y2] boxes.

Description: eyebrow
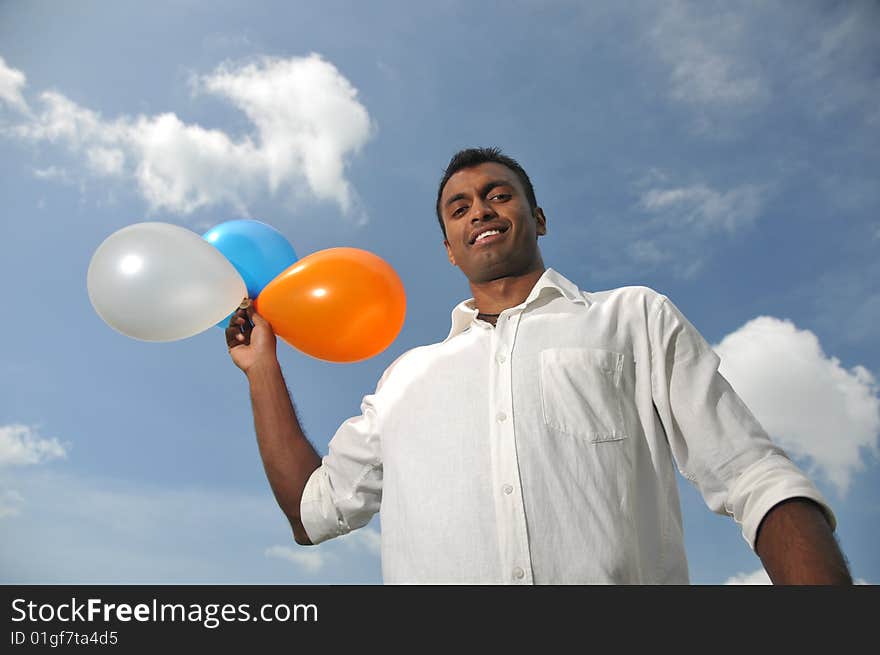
[[444, 180, 513, 208]]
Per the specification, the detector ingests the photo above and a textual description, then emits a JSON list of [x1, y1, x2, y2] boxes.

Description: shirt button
[[496, 411, 507, 422], [513, 567, 525, 580], [502, 484, 513, 495], [496, 353, 507, 364]]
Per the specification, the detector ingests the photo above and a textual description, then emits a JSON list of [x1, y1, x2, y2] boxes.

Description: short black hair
[[435, 147, 538, 239]]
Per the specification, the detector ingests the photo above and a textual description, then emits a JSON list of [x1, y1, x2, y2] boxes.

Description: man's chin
[[461, 260, 515, 284], [460, 252, 544, 285]]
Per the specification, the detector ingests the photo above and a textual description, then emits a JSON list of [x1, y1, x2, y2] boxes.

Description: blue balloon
[[202, 219, 298, 328]]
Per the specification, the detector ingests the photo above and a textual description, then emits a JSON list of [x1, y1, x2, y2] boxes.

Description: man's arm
[[755, 497, 852, 584], [227, 303, 321, 545], [648, 295, 852, 585]]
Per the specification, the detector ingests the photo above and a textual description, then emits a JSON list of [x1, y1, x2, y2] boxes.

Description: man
[[227, 147, 852, 584]]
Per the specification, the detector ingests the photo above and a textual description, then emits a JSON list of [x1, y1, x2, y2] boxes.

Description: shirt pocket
[[539, 348, 628, 442]]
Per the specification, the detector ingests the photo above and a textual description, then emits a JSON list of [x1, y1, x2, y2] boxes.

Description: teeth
[[475, 229, 501, 243]]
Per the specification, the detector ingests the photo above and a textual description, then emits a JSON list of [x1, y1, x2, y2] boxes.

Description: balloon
[[87, 222, 247, 342], [202, 219, 298, 298], [255, 247, 406, 363], [202, 219, 299, 328]]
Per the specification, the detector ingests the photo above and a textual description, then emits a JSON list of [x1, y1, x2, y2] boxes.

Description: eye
[[451, 205, 468, 217], [490, 193, 511, 202]]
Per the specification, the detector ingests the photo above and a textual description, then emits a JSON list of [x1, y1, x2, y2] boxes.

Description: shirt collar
[[445, 268, 588, 341]]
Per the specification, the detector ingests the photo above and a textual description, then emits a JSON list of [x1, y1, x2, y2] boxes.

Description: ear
[[443, 239, 457, 266], [534, 207, 547, 237]]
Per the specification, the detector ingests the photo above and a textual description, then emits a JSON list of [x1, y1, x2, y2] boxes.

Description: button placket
[[506, 309, 534, 584], [488, 309, 533, 584]]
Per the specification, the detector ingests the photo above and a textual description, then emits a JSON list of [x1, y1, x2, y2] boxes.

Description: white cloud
[[620, 180, 767, 278], [624, 238, 701, 279], [0, 489, 24, 519], [724, 569, 771, 585], [638, 183, 765, 234], [33, 166, 72, 182], [15, 91, 110, 145], [803, 3, 880, 122], [4, 54, 373, 217], [125, 112, 257, 215], [199, 55, 373, 211], [0, 461, 383, 583], [627, 240, 668, 266], [0, 469, 293, 583], [713, 317, 880, 495], [339, 526, 382, 555], [0, 56, 29, 113], [86, 147, 125, 176], [0, 424, 67, 467], [264, 526, 381, 574], [664, 39, 762, 107], [724, 568, 871, 585], [264, 545, 327, 573], [645, 1, 879, 133], [649, 1, 768, 129]]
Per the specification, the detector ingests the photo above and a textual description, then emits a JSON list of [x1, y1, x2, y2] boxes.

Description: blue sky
[[1, 0, 877, 584]]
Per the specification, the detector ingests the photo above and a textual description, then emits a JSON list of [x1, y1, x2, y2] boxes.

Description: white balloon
[[87, 222, 247, 342]]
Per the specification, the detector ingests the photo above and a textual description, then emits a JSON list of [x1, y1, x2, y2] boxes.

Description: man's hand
[[226, 300, 278, 374]]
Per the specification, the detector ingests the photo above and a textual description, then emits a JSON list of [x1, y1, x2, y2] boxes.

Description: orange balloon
[[255, 247, 406, 363]]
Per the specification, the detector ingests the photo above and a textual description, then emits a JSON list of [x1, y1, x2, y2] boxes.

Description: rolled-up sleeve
[[649, 295, 836, 549], [300, 391, 383, 545]]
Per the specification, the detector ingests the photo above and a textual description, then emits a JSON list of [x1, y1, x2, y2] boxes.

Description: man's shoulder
[[546, 268, 665, 308], [584, 283, 667, 310], [373, 341, 448, 390]]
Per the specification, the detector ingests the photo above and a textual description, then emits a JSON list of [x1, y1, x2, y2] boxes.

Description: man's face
[[440, 162, 547, 284]]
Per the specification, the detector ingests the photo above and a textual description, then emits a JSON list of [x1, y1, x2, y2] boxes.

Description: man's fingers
[[228, 308, 250, 327], [224, 300, 267, 352], [225, 325, 242, 343], [247, 304, 269, 327], [225, 326, 240, 348], [225, 311, 252, 348]]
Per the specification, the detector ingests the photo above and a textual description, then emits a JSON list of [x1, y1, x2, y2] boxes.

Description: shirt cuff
[[728, 453, 837, 550], [300, 465, 347, 545]]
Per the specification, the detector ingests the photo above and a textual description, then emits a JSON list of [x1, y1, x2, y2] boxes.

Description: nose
[[469, 196, 496, 222]]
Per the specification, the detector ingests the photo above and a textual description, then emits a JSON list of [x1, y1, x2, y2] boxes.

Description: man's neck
[[470, 266, 546, 316]]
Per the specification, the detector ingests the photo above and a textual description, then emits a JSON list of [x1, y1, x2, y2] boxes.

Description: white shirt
[[300, 268, 834, 584]]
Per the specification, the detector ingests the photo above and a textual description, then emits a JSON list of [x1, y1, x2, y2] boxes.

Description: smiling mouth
[[470, 227, 509, 246]]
